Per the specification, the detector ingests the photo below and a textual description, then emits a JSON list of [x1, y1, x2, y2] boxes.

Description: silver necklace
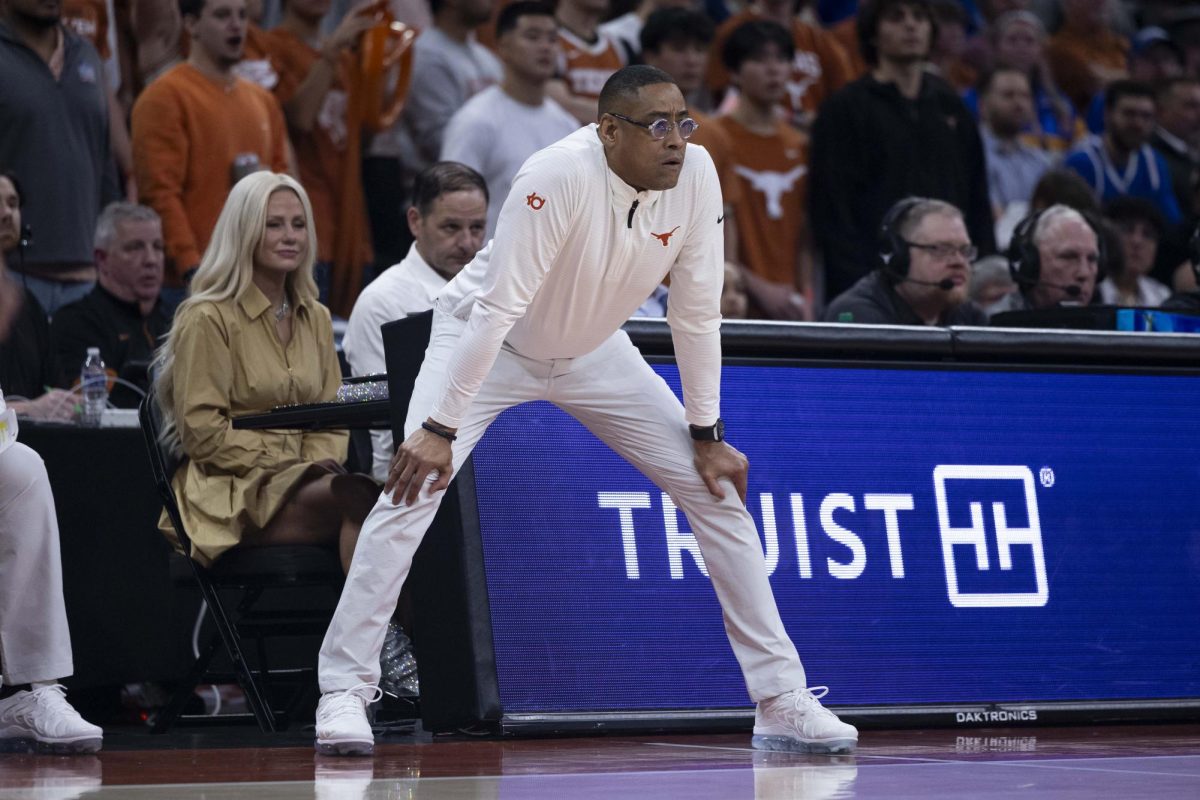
[[274, 297, 290, 321]]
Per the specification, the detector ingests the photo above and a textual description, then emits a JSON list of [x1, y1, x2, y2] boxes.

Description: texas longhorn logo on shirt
[[734, 165, 807, 220], [651, 226, 680, 247]]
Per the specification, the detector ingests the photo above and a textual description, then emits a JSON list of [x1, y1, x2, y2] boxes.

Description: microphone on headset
[[1012, 272, 1083, 298], [1041, 281, 1083, 298], [881, 266, 957, 291], [906, 276, 957, 291]]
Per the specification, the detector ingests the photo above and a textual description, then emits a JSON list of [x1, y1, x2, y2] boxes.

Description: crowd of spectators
[[6, 0, 1200, 750], [3, 0, 1200, 374], [2, 0, 1200, 417]]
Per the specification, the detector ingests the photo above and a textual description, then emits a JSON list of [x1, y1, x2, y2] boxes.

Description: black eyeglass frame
[[901, 239, 979, 261]]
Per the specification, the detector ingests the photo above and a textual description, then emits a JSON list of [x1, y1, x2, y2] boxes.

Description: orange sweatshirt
[[258, 28, 373, 316], [131, 63, 289, 283], [707, 11, 855, 123]]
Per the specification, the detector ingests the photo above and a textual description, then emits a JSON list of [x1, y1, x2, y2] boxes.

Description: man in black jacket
[[809, 0, 994, 299], [49, 203, 170, 407], [823, 197, 987, 325]]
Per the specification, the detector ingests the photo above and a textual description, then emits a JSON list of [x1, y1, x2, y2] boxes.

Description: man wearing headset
[[823, 197, 987, 326], [988, 204, 1102, 316]]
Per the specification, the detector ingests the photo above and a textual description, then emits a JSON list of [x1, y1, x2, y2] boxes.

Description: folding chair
[[138, 390, 344, 733]]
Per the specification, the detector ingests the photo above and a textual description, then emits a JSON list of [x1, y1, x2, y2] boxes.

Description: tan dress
[[159, 284, 347, 566]]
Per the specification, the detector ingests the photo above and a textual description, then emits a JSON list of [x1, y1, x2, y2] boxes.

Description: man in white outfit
[[0, 209, 103, 755], [441, 1, 580, 240], [0, 391, 104, 753], [343, 162, 489, 482], [315, 65, 858, 757]]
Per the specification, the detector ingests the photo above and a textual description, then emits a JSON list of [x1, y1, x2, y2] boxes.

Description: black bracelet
[[421, 421, 457, 442]]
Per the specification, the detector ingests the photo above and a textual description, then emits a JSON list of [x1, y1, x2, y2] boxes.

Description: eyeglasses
[[903, 240, 978, 261], [608, 112, 699, 141]]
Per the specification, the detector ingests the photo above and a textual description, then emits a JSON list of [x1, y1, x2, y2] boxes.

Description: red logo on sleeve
[[526, 192, 546, 210], [651, 226, 680, 246]]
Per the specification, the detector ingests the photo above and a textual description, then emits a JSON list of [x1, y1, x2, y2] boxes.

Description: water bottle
[[80, 347, 108, 427]]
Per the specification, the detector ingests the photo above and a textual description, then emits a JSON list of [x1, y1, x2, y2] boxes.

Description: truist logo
[[933, 465, 1049, 608], [598, 464, 1051, 610], [651, 226, 680, 247]]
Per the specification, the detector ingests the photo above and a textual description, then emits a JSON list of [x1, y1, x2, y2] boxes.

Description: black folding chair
[[381, 309, 434, 442], [138, 390, 344, 733]]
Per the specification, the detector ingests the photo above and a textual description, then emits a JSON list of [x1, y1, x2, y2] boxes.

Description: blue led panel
[[470, 364, 1200, 712]]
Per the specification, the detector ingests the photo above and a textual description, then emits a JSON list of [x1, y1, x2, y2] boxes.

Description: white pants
[[0, 443, 73, 686], [318, 311, 807, 702]]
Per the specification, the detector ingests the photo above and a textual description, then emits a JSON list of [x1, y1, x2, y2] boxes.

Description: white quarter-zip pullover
[[431, 124, 725, 428]]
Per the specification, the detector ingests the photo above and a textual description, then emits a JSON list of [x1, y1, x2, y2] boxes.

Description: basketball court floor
[[2, 723, 1198, 798]]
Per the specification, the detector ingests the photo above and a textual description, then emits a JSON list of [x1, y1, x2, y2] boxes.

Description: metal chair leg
[[201, 583, 277, 733]]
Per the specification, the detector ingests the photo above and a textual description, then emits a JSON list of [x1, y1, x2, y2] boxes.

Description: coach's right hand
[[385, 420, 455, 506]]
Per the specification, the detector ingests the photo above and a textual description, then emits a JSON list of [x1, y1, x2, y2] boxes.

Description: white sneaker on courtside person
[[0, 684, 103, 754], [315, 684, 383, 756], [752, 687, 858, 754]]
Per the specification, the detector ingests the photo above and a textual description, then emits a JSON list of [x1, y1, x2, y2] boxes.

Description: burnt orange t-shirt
[[557, 27, 624, 101], [257, 28, 372, 283], [711, 116, 808, 288], [62, 0, 110, 59], [941, 58, 978, 93], [243, 24, 273, 63], [228, 25, 284, 91], [707, 11, 854, 123], [1046, 26, 1129, 114], [689, 110, 743, 208], [829, 15, 867, 79]]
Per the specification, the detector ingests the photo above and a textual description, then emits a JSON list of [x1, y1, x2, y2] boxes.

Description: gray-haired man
[[49, 202, 169, 404]]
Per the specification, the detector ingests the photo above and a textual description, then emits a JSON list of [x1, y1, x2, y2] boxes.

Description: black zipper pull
[[627, 199, 639, 228]]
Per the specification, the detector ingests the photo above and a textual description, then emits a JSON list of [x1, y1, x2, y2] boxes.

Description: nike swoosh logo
[[717, 214, 724, 224]]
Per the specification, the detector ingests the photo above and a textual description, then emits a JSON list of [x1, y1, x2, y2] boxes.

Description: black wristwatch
[[689, 418, 724, 442]]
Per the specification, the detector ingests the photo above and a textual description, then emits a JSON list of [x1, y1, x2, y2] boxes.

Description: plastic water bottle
[[80, 347, 108, 427]]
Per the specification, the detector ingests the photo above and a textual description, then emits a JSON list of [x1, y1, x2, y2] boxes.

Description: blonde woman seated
[[154, 172, 377, 571]]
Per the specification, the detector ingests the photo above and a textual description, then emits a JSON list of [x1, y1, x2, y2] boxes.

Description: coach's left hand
[[693, 441, 748, 504], [385, 423, 455, 506]]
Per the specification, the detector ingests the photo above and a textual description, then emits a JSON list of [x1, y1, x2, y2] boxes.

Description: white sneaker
[[0, 685, 103, 754], [752, 687, 858, 754], [315, 684, 383, 757]]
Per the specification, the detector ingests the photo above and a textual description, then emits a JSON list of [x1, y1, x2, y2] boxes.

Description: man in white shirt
[[441, 1, 579, 239], [342, 163, 488, 482], [392, 0, 503, 174], [315, 65, 858, 758], [0, 389, 104, 754], [598, 0, 690, 62]]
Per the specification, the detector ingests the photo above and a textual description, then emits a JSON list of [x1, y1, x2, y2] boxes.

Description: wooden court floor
[[2, 723, 1199, 798]]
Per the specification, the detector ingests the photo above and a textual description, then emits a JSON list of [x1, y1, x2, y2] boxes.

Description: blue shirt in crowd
[[1064, 135, 1182, 223]]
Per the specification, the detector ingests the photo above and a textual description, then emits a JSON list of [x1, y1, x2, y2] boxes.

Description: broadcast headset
[[1007, 207, 1106, 299], [877, 196, 957, 291]]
